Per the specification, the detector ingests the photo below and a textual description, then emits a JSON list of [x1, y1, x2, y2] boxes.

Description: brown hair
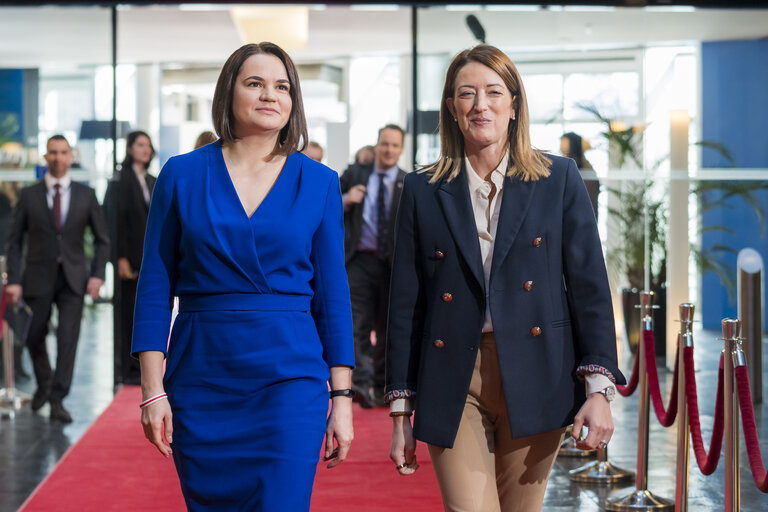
[[377, 124, 405, 144], [194, 130, 217, 149], [212, 43, 307, 157], [121, 130, 155, 171], [426, 44, 550, 183]]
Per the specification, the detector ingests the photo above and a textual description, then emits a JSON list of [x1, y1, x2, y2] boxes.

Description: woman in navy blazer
[[386, 45, 625, 511]]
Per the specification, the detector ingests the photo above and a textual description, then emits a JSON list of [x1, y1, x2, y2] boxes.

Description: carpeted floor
[[18, 386, 442, 511]]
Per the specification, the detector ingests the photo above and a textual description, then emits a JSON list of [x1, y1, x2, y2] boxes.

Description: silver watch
[[597, 386, 616, 402]]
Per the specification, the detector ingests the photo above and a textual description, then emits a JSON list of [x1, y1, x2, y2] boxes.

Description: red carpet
[[20, 386, 442, 511]]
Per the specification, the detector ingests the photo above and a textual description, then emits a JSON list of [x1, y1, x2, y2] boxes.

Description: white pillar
[[666, 110, 690, 369]]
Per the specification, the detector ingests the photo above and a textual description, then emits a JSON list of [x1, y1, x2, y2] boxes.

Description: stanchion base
[[0, 387, 32, 410], [558, 437, 597, 458], [604, 489, 674, 511], [568, 460, 635, 484]]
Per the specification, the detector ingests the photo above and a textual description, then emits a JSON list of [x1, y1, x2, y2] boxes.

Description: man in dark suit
[[340, 124, 407, 407], [5, 135, 109, 423]]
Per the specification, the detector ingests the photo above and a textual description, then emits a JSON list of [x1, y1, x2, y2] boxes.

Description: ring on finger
[[395, 464, 406, 470]]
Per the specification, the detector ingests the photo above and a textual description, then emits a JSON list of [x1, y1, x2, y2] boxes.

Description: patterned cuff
[[384, 389, 416, 404], [575, 364, 616, 383]]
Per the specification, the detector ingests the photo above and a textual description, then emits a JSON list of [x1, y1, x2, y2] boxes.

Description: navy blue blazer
[[385, 154, 626, 448]]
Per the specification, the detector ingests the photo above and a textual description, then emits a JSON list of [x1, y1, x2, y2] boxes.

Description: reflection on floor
[[1, 305, 766, 511]]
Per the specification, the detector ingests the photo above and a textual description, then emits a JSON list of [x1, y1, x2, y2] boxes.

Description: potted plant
[[578, 103, 766, 354]]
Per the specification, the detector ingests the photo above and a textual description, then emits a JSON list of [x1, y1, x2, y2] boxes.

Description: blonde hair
[[426, 45, 551, 183]]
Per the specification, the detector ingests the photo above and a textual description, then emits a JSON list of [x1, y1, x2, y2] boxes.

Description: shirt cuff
[[575, 364, 617, 383], [388, 398, 414, 414], [585, 373, 616, 396]]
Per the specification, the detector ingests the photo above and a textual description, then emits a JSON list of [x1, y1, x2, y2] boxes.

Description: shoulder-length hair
[[426, 44, 551, 183], [212, 42, 307, 158], [120, 130, 155, 171]]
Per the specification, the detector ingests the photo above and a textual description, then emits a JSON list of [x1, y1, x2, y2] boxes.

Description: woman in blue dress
[[131, 43, 355, 511]]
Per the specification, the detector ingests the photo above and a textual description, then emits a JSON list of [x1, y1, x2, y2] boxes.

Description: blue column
[[701, 39, 768, 328]]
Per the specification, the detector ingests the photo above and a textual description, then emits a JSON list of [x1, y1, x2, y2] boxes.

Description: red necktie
[[53, 184, 62, 229]]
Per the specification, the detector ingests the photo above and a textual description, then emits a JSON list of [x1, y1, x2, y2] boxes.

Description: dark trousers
[[347, 251, 390, 393], [117, 278, 141, 385], [25, 266, 84, 403]]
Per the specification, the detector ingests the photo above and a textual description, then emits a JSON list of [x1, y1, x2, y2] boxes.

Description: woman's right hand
[[390, 416, 418, 475], [141, 397, 173, 458], [118, 257, 137, 280]]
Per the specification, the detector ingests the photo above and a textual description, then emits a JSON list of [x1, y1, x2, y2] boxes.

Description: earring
[[512, 112, 516, 121], [453, 117, 457, 122]]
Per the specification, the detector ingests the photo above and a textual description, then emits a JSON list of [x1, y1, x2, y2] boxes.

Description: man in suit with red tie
[[5, 135, 109, 423], [340, 124, 407, 407]]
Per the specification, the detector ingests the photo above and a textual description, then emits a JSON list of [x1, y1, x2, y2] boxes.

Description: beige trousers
[[428, 333, 565, 512]]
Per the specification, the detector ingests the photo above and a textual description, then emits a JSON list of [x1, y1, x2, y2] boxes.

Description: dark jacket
[[6, 180, 109, 297], [385, 154, 625, 448], [106, 168, 156, 271], [339, 163, 406, 265]]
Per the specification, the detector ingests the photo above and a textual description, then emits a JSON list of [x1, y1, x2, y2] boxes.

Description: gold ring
[[395, 464, 406, 470]]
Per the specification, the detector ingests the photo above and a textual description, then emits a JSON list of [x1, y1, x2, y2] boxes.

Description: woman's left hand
[[324, 396, 354, 468], [572, 393, 614, 450]]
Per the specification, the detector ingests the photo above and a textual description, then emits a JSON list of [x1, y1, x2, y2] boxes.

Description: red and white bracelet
[[139, 393, 168, 409]]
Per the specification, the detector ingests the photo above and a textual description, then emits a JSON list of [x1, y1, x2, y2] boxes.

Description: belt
[[178, 293, 311, 313]]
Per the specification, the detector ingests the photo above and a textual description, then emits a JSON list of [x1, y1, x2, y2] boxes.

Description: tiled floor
[[1, 305, 767, 511]]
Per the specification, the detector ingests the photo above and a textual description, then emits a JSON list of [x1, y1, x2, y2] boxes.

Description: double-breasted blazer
[[339, 163, 406, 265], [5, 180, 109, 297], [385, 154, 626, 448]]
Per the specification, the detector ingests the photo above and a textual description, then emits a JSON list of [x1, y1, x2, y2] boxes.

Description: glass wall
[[2, 3, 768, 375]]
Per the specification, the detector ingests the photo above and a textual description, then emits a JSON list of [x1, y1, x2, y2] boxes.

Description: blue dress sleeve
[[131, 159, 180, 357], [310, 174, 355, 368]]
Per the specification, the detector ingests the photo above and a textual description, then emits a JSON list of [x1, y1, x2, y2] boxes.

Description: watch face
[[604, 387, 616, 401]]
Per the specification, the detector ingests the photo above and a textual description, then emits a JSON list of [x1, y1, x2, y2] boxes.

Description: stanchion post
[[737, 248, 762, 405], [721, 318, 742, 512], [606, 291, 673, 511], [675, 303, 694, 512], [0, 255, 31, 417]]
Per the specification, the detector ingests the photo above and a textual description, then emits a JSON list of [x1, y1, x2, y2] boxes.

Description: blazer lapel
[[436, 170, 485, 292], [387, 169, 405, 234], [490, 175, 537, 281]]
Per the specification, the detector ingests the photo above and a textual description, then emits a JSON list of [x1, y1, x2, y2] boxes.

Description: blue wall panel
[[0, 69, 25, 142], [701, 39, 768, 328]]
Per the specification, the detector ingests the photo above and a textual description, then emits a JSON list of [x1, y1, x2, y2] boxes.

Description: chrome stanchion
[[0, 256, 31, 419], [569, 441, 634, 484], [606, 291, 674, 511], [675, 303, 694, 512], [737, 249, 762, 404], [721, 318, 742, 512]]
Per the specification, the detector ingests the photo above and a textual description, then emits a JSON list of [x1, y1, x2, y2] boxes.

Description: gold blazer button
[[532, 237, 543, 247], [433, 339, 445, 348], [523, 281, 534, 291], [435, 250, 445, 259], [442, 292, 453, 302], [530, 326, 542, 337]]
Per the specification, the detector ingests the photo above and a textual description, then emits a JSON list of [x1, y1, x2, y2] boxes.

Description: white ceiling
[[0, 4, 767, 69]]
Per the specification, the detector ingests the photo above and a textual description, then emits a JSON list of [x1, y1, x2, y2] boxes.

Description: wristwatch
[[596, 386, 616, 402], [329, 388, 356, 398]]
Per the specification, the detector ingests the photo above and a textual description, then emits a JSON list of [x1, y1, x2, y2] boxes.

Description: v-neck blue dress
[[132, 142, 353, 511]]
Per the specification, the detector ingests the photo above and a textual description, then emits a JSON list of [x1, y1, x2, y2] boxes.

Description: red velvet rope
[[617, 333, 640, 397], [642, 329, 678, 427], [734, 365, 768, 493], [684, 347, 724, 475]]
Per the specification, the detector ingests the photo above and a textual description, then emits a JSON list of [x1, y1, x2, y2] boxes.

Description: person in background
[[5, 135, 109, 423], [340, 124, 406, 408], [132, 42, 354, 510], [561, 132, 599, 219], [354, 144, 375, 165], [194, 130, 217, 149], [112, 130, 157, 386], [303, 140, 324, 162], [386, 45, 623, 511]]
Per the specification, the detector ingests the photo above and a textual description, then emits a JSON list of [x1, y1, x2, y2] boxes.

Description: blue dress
[[132, 142, 354, 511]]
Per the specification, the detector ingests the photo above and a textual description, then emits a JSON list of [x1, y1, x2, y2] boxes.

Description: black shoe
[[31, 389, 49, 412], [351, 385, 374, 409], [49, 402, 73, 423]]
